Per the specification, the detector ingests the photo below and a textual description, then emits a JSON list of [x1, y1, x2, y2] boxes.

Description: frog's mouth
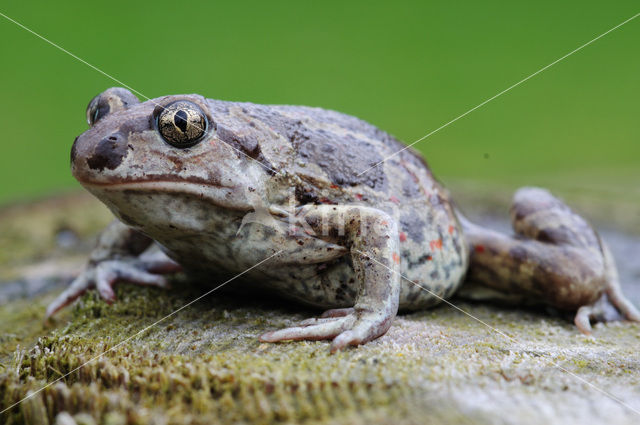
[[80, 179, 253, 212]]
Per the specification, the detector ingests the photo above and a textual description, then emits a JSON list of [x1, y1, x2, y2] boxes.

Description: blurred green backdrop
[[0, 0, 638, 206]]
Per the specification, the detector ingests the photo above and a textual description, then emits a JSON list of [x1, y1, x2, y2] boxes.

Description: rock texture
[[1, 188, 639, 425]]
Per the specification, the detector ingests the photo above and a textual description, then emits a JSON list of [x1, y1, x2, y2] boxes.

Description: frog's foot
[[259, 307, 393, 353], [46, 254, 182, 318], [574, 285, 640, 334]]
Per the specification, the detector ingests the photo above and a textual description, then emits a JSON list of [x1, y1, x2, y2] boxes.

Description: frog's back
[[207, 99, 440, 207]]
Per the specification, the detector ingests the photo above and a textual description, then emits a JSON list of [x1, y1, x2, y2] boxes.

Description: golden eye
[[156, 101, 208, 148]]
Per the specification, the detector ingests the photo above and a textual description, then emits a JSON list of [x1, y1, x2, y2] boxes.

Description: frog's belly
[[241, 257, 467, 310], [161, 231, 467, 310]]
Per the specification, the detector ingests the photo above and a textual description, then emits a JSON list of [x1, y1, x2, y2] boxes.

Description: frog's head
[[71, 87, 268, 231]]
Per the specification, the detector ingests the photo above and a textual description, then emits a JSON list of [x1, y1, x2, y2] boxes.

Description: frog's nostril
[[86, 132, 128, 171]]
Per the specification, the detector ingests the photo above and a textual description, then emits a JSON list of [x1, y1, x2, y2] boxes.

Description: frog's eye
[[156, 101, 208, 148], [87, 101, 105, 126], [87, 87, 140, 126]]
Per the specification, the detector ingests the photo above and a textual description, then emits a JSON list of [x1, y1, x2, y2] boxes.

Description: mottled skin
[[47, 88, 640, 351]]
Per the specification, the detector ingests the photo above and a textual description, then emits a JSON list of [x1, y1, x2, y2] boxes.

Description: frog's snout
[[71, 87, 142, 184], [71, 130, 130, 183], [86, 132, 129, 172]]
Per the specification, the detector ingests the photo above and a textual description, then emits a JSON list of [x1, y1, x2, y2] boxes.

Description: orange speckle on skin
[[430, 239, 443, 250], [392, 252, 400, 264], [330, 184, 339, 189], [399, 232, 407, 242], [389, 195, 400, 204], [318, 197, 335, 204], [474, 245, 485, 253], [355, 193, 364, 200], [426, 255, 432, 261], [448, 225, 455, 235]]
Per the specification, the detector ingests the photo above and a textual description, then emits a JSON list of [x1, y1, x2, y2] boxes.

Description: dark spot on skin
[[536, 225, 594, 247], [405, 253, 432, 269], [509, 246, 529, 262], [215, 122, 274, 173], [117, 213, 140, 228], [167, 155, 184, 171], [262, 227, 277, 238], [295, 185, 318, 204], [86, 132, 128, 171], [402, 175, 421, 198], [430, 270, 439, 279], [294, 131, 387, 190], [305, 216, 319, 229], [174, 109, 189, 133], [400, 214, 425, 244]]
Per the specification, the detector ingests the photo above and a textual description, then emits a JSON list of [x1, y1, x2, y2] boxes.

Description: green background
[[0, 1, 638, 206]]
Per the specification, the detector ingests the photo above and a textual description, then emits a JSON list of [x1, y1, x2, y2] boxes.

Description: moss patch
[[1, 191, 640, 425]]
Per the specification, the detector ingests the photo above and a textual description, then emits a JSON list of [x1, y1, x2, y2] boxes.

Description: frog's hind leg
[[462, 187, 640, 334]]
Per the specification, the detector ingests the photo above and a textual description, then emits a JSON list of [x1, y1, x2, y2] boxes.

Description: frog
[[47, 87, 640, 352]]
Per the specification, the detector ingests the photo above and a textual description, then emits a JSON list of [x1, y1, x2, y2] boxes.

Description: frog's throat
[[80, 180, 253, 211]]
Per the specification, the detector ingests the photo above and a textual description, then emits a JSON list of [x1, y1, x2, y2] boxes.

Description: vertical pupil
[[174, 110, 189, 133]]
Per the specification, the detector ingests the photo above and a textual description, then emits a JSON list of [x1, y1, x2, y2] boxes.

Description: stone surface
[[1, 188, 639, 425]]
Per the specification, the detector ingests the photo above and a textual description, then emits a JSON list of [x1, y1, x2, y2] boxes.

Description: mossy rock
[[1, 191, 639, 425]]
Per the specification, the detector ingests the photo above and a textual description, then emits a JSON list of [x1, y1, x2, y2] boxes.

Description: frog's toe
[[574, 305, 596, 334], [330, 311, 394, 353], [94, 261, 169, 302], [606, 280, 640, 322], [260, 308, 394, 352], [574, 292, 640, 335], [46, 275, 92, 318], [259, 315, 355, 343], [138, 250, 183, 274], [46, 258, 177, 318]]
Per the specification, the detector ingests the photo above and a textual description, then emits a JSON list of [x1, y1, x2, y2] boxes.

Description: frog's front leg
[[46, 220, 182, 317], [260, 205, 401, 352]]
